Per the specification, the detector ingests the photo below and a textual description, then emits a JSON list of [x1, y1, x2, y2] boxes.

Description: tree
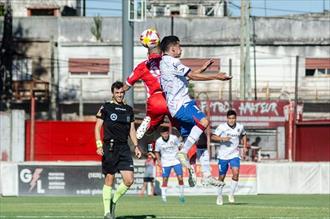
[[91, 15, 103, 42]]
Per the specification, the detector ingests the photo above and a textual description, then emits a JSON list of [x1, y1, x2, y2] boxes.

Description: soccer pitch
[[0, 195, 329, 219]]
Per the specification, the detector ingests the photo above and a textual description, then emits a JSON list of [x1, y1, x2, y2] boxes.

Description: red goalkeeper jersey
[[125, 53, 162, 98]]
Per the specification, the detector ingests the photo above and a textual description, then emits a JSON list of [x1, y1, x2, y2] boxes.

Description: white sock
[[161, 187, 167, 199], [179, 185, 184, 197], [217, 185, 223, 196], [182, 126, 203, 153], [230, 180, 238, 196], [200, 150, 211, 177]]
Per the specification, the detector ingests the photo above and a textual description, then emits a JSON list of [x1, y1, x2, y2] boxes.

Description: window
[[170, 10, 180, 16], [305, 58, 330, 77], [180, 58, 220, 73], [12, 59, 32, 81], [155, 6, 164, 16], [27, 8, 60, 16], [69, 58, 110, 76], [205, 7, 214, 16], [188, 5, 198, 16]]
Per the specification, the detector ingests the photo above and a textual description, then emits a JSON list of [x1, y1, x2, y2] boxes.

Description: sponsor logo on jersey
[[110, 113, 118, 121], [115, 107, 127, 111]]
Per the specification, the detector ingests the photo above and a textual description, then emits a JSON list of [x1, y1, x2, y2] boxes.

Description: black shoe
[[110, 201, 116, 219], [104, 213, 111, 219]]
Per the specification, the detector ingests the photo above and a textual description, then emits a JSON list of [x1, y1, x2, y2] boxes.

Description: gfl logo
[[20, 168, 45, 193]]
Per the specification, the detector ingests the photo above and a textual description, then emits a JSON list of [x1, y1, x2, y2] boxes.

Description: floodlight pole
[[122, 0, 134, 106]]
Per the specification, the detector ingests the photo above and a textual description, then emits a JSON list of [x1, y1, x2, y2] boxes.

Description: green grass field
[[0, 195, 329, 219]]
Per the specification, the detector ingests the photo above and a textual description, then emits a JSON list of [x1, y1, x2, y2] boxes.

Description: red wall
[[295, 120, 330, 161], [25, 120, 330, 162], [25, 121, 101, 161]]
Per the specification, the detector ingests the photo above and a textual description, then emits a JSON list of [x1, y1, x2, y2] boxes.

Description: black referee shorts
[[102, 143, 134, 175]]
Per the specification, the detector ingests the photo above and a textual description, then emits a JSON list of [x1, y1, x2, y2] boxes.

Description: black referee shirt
[[96, 101, 134, 144]]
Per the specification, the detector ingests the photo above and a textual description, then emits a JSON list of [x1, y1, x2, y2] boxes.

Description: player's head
[[159, 126, 170, 141], [226, 109, 237, 126], [160, 35, 182, 58], [111, 81, 125, 104], [148, 45, 161, 56]]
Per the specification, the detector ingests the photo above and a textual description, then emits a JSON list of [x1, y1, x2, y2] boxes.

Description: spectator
[[251, 137, 261, 162], [140, 152, 156, 196]]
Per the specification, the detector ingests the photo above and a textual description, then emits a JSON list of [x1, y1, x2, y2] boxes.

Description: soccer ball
[[139, 28, 160, 49]]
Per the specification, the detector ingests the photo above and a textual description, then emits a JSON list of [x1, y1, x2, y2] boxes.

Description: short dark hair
[[160, 35, 180, 53], [111, 81, 124, 93], [227, 109, 237, 117], [159, 126, 169, 133]]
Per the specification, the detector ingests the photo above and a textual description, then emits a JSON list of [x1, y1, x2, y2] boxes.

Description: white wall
[[0, 162, 18, 196], [257, 162, 330, 194], [0, 110, 25, 162]]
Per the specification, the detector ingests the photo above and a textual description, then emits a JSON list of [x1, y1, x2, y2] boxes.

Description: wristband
[[96, 140, 103, 148]]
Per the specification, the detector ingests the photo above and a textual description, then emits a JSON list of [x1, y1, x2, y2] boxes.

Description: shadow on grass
[[116, 215, 156, 219], [226, 203, 249, 206]]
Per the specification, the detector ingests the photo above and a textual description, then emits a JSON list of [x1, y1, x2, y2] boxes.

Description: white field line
[[0, 216, 328, 219]]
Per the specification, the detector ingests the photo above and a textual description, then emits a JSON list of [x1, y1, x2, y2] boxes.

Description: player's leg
[[103, 174, 114, 218], [109, 170, 134, 219], [174, 101, 208, 186], [161, 166, 171, 202], [137, 92, 168, 139], [216, 159, 229, 205], [175, 101, 208, 159], [198, 148, 211, 185], [109, 146, 135, 218], [228, 157, 240, 203], [198, 149, 225, 187], [173, 163, 185, 203], [113, 170, 134, 202], [113, 146, 135, 204], [136, 116, 151, 139], [101, 143, 118, 219]]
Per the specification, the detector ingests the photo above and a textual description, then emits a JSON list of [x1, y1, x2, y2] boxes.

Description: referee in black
[[95, 81, 142, 219]]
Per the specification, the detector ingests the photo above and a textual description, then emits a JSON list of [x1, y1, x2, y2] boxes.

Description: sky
[[86, 0, 330, 17]]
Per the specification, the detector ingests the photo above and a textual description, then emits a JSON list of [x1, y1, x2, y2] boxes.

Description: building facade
[[147, 0, 227, 17], [0, 0, 82, 17], [0, 13, 329, 120]]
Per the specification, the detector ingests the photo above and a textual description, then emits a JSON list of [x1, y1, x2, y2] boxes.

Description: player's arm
[[125, 64, 144, 91], [241, 134, 248, 154], [95, 118, 104, 156], [129, 121, 142, 158], [123, 83, 131, 91], [154, 151, 161, 167], [154, 141, 162, 166], [211, 134, 231, 142], [174, 136, 183, 150], [241, 126, 248, 153], [187, 59, 232, 81], [211, 126, 231, 142]]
